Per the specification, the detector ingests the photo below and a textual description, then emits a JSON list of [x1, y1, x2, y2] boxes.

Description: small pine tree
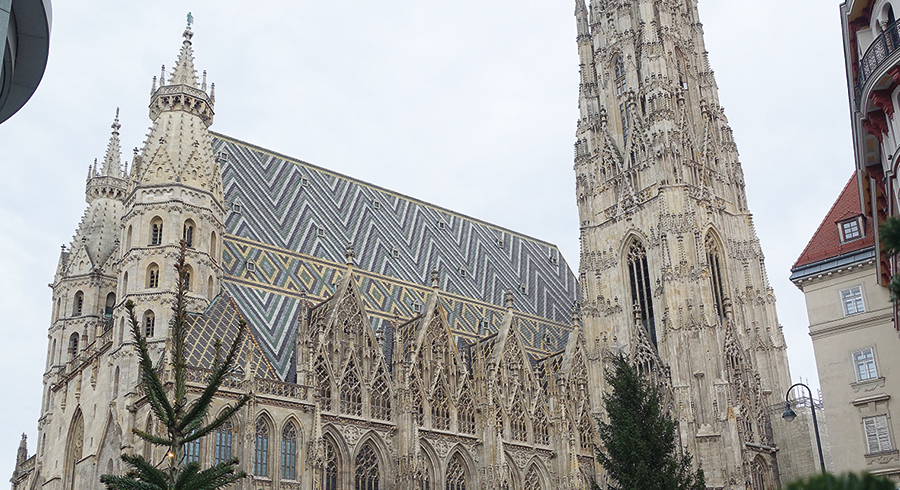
[[786, 472, 895, 490], [879, 216, 900, 298], [593, 355, 705, 490], [101, 242, 250, 490]]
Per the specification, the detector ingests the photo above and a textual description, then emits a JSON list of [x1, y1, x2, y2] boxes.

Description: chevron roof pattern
[[213, 133, 578, 380]]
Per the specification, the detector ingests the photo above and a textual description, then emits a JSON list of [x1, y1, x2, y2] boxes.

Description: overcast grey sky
[[0, 0, 852, 478]]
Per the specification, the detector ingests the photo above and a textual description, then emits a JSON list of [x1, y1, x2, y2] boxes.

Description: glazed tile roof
[[212, 133, 579, 381], [792, 174, 874, 270], [183, 293, 280, 380]]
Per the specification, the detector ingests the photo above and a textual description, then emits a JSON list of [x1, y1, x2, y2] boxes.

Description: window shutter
[[865, 417, 879, 453]]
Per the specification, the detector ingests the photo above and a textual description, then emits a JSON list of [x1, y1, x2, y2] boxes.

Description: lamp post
[[782, 382, 826, 474]]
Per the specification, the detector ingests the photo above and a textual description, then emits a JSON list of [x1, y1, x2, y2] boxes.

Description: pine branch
[[126, 301, 176, 425], [131, 428, 172, 447], [179, 320, 247, 433]]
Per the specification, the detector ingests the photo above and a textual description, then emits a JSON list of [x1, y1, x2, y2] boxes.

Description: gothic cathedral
[[573, 0, 799, 487], [11, 3, 802, 490]]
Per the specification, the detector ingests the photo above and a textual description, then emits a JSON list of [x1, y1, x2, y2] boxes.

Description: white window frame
[[840, 285, 866, 317], [864, 414, 894, 454], [840, 217, 863, 242], [853, 347, 879, 381]]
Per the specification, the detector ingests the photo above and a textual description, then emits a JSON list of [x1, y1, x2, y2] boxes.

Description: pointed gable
[[792, 174, 874, 269]]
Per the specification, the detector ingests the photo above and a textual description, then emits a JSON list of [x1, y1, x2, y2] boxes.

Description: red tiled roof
[[792, 174, 875, 269]]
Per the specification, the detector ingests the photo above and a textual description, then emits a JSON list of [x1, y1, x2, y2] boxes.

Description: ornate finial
[[112, 108, 121, 132], [504, 290, 514, 309], [571, 301, 580, 329], [186, 12, 194, 27], [633, 301, 643, 325], [151, 75, 157, 94], [344, 244, 355, 266], [160, 65, 166, 85], [202, 70, 207, 91], [431, 269, 440, 289]]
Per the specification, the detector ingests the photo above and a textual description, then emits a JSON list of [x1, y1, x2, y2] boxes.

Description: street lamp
[[782, 382, 826, 474]]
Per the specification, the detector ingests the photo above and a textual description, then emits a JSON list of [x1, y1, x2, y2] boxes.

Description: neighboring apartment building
[[791, 175, 900, 480]]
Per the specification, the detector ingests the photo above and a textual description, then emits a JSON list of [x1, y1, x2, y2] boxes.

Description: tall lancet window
[[614, 55, 626, 96], [354, 441, 380, 490], [706, 233, 727, 321], [627, 240, 656, 345]]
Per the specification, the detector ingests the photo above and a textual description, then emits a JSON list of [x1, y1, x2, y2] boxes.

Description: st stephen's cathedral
[[11, 1, 810, 489]]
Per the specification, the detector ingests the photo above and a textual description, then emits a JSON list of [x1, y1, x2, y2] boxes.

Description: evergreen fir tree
[[592, 354, 705, 490], [101, 242, 250, 490], [879, 216, 900, 298]]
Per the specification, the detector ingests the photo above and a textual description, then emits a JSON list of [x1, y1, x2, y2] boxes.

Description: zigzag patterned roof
[[213, 133, 579, 380]]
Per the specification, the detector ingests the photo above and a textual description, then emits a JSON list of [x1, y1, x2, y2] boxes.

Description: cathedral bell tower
[[573, 0, 795, 487], [117, 22, 224, 344]]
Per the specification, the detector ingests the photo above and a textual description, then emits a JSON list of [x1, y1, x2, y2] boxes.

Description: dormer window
[[840, 217, 863, 242]]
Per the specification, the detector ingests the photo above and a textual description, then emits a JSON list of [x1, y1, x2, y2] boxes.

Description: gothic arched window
[[627, 240, 656, 346], [432, 385, 450, 430], [64, 411, 84, 490], [340, 363, 362, 416], [458, 390, 475, 434], [184, 432, 200, 464], [613, 55, 626, 96], [315, 355, 333, 411], [254, 418, 270, 477], [510, 402, 527, 442], [371, 370, 391, 420], [354, 441, 380, 490], [182, 264, 193, 292], [281, 421, 298, 481], [147, 263, 160, 289], [143, 310, 155, 338], [579, 409, 593, 452], [126, 225, 133, 248], [524, 465, 543, 490], [123, 272, 129, 295], [105, 292, 116, 316], [418, 450, 434, 490], [207, 275, 214, 298], [412, 383, 424, 426], [705, 232, 727, 321], [150, 217, 164, 246], [214, 420, 233, 465], [446, 454, 467, 490], [68, 333, 79, 360], [324, 436, 338, 490], [210, 231, 218, 259], [183, 220, 195, 248], [73, 291, 84, 317], [533, 408, 550, 445]]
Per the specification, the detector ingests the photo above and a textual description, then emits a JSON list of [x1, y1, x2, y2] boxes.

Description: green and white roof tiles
[[211, 134, 579, 381]]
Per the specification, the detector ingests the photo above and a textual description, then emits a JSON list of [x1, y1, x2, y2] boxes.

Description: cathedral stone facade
[[11, 3, 805, 490]]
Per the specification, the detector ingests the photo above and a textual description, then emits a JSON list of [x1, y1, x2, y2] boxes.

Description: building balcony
[[857, 20, 900, 106]]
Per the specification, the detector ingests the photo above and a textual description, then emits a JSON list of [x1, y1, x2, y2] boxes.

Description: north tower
[[573, 0, 801, 487]]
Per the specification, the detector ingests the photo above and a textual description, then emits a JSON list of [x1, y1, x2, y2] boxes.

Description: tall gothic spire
[[131, 19, 222, 202], [168, 25, 199, 87], [99, 108, 123, 178]]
